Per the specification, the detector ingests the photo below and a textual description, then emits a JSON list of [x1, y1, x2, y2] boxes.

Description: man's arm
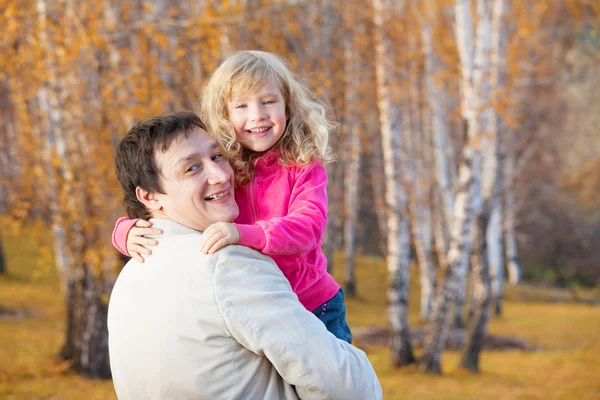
[[213, 245, 382, 400]]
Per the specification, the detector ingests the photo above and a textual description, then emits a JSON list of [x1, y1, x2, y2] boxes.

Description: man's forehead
[[156, 130, 218, 169]]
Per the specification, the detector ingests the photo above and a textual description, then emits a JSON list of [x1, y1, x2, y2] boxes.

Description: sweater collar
[[148, 218, 199, 237], [255, 146, 281, 167]]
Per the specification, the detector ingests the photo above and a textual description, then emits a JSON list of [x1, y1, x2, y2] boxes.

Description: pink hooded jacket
[[112, 149, 340, 312]]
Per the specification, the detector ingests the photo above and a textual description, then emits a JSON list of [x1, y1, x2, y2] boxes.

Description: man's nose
[[206, 162, 230, 185]]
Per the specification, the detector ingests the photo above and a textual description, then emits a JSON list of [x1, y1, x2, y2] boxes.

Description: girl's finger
[[199, 230, 214, 251], [131, 251, 144, 263], [144, 238, 159, 246], [201, 238, 214, 254], [132, 227, 161, 236], [132, 244, 152, 255], [130, 228, 146, 237], [135, 219, 153, 227], [202, 233, 222, 254], [131, 236, 151, 246], [208, 237, 228, 254], [200, 230, 218, 252]]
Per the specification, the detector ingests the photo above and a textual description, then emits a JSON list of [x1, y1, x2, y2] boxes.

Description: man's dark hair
[[115, 111, 206, 219]]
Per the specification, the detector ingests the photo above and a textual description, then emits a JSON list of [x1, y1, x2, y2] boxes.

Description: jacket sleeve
[[213, 246, 382, 400], [111, 216, 140, 257], [234, 162, 328, 256]]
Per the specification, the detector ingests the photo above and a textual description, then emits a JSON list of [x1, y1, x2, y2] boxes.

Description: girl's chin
[[249, 145, 278, 154]]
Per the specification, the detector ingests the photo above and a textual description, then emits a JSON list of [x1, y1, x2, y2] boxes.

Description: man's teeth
[[206, 191, 228, 201], [248, 127, 269, 133]]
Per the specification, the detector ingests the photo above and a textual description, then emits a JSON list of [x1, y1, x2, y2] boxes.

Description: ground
[[1, 221, 599, 399]]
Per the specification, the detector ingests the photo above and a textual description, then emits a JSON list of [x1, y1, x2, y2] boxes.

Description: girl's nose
[[250, 104, 266, 122]]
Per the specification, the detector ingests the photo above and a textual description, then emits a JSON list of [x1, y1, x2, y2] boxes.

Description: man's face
[[151, 127, 238, 231]]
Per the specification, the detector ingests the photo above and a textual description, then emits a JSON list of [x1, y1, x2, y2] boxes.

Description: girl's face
[[227, 78, 287, 153]]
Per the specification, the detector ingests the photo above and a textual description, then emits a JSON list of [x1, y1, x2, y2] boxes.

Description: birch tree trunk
[[420, 0, 490, 374], [504, 130, 521, 285], [421, 8, 453, 273], [0, 78, 16, 220], [458, 206, 490, 371], [406, 34, 435, 321], [368, 113, 389, 252], [321, 2, 344, 275], [488, 194, 504, 315], [373, 0, 415, 366], [35, 0, 76, 360], [0, 235, 5, 274], [34, 0, 114, 377], [459, 0, 509, 371], [342, 8, 362, 297], [324, 161, 343, 274], [486, 0, 509, 316]]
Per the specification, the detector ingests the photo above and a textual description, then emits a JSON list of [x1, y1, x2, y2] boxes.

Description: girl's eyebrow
[[230, 91, 281, 102]]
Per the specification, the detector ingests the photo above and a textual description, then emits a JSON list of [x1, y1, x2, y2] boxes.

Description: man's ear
[[136, 186, 162, 211]]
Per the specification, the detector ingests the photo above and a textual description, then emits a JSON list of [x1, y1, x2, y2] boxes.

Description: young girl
[[111, 51, 352, 343]]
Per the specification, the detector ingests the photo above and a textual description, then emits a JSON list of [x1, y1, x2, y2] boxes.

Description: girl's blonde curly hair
[[200, 50, 336, 187]]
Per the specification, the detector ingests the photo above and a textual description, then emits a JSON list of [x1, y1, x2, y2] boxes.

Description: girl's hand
[[127, 219, 163, 263], [199, 222, 240, 254]]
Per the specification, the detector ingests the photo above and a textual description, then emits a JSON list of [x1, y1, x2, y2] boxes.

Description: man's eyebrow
[[173, 143, 219, 168], [174, 153, 202, 169]]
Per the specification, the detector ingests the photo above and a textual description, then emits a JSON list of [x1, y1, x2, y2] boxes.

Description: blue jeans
[[311, 289, 352, 344]]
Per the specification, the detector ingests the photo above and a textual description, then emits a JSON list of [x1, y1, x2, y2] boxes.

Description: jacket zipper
[[249, 174, 259, 224]]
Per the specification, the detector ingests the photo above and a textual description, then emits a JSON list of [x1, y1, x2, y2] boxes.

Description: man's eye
[[264, 100, 275, 105], [185, 165, 199, 173]]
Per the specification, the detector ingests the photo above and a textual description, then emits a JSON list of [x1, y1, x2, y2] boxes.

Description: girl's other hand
[[199, 222, 240, 254], [127, 219, 163, 263]]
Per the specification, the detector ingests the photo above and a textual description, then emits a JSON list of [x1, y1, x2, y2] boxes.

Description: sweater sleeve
[[234, 162, 328, 256], [214, 245, 382, 400], [111, 217, 140, 257]]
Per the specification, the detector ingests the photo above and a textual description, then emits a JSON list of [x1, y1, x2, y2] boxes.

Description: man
[[108, 111, 382, 400]]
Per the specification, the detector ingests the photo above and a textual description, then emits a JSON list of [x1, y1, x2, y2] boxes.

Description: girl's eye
[[212, 154, 223, 161], [264, 100, 275, 105], [235, 104, 247, 109]]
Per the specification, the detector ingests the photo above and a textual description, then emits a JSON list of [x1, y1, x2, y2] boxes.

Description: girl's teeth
[[249, 127, 269, 133]]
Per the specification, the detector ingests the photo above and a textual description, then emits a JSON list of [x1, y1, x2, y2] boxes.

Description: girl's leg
[[311, 289, 352, 344]]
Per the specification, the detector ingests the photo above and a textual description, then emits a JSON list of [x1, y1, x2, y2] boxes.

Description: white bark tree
[[368, 113, 389, 251], [487, 200, 505, 314], [420, 0, 491, 374], [504, 129, 522, 285], [460, 0, 508, 370], [341, 3, 363, 297], [373, 0, 415, 366], [485, 0, 509, 316], [0, 232, 5, 274], [405, 27, 436, 321], [31, 0, 118, 376]]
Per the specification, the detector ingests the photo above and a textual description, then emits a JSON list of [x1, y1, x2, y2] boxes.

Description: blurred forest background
[[1, 0, 599, 399]]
